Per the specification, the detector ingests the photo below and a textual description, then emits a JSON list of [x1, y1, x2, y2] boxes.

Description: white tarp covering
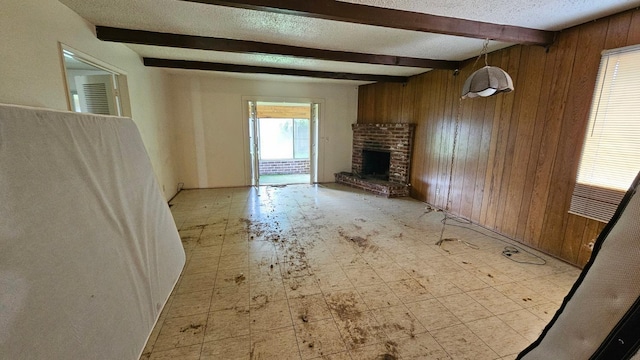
[[0, 104, 185, 359]]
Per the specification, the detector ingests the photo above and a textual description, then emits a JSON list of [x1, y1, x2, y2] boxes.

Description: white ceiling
[[59, 0, 640, 84]]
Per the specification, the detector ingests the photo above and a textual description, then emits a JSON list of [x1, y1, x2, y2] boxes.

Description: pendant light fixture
[[436, 39, 515, 249], [461, 39, 514, 99]]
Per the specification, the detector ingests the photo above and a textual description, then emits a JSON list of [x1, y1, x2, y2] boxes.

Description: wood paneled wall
[[357, 9, 640, 267]]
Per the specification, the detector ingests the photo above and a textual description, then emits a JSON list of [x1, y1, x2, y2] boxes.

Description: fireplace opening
[[362, 149, 390, 180]]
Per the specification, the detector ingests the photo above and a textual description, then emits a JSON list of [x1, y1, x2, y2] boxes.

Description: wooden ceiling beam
[[97, 26, 458, 70], [143, 58, 409, 82], [182, 0, 556, 46]]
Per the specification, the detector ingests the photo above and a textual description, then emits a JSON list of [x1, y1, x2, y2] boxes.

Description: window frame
[[569, 44, 640, 223]]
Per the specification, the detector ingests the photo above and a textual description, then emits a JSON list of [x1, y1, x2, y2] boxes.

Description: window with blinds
[[569, 45, 640, 223]]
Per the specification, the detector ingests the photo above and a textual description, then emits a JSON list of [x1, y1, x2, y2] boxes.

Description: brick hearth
[[336, 123, 415, 197]]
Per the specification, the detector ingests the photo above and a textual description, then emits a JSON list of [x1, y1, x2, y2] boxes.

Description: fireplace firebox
[[362, 149, 390, 180]]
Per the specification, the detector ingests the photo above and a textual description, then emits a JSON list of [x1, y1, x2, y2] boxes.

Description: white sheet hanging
[[0, 104, 185, 359]]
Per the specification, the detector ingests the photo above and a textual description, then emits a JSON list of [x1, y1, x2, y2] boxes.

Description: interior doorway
[[60, 45, 130, 117], [248, 101, 319, 186]]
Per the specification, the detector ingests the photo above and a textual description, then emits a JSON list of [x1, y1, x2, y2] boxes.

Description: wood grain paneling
[[357, 8, 640, 268], [538, 19, 608, 257]]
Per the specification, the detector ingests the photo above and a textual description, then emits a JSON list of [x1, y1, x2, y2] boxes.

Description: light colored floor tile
[[220, 243, 249, 258], [148, 344, 201, 360], [466, 316, 530, 356], [166, 289, 212, 318], [467, 287, 524, 315], [417, 275, 463, 298], [215, 267, 250, 287], [285, 274, 323, 298], [371, 305, 427, 339], [527, 301, 561, 323], [295, 319, 347, 359], [343, 265, 384, 287], [348, 340, 399, 359], [498, 309, 547, 342], [422, 256, 466, 275], [500, 354, 519, 360], [249, 262, 283, 284], [448, 253, 490, 269], [398, 260, 439, 278], [190, 245, 223, 259], [395, 332, 451, 359], [356, 283, 403, 310], [406, 299, 460, 331], [520, 278, 570, 304], [251, 327, 301, 360], [317, 351, 353, 360], [250, 298, 293, 331], [143, 186, 580, 360], [387, 278, 433, 304], [200, 335, 250, 360], [539, 270, 582, 288], [438, 293, 493, 323], [176, 271, 217, 295], [210, 281, 250, 311], [250, 279, 287, 305], [218, 253, 249, 270], [441, 270, 492, 292], [335, 253, 370, 268], [183, 256, 219, 276], [196, 232, 225, 247], [493, 282, 551, 309], [432, 323, 500, 360], [316, 269, 354, 293], [204, 307, 250, 342], [325, 289, 370, 319], [473, 266, 514, 286], [309, 260, 343, 274], [153, 313, 207, 351], [372, 262, 412, 282], [334, 310, 388, 350], [288, 293, 333, 325]]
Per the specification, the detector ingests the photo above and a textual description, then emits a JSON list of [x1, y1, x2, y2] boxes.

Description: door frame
[[242, 96, 324, 186], [59, 43, 131, 117]]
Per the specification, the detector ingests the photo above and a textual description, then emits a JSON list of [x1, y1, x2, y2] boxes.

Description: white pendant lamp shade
[[461, 65, 514, 99]]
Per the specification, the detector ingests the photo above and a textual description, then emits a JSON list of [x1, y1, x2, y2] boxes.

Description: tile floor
[[259, 174, 310, 185], [140, 184, 581, 360]]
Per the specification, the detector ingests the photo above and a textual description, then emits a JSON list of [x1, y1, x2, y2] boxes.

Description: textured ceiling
[[341, 0, 638, 31], [59, 0, 640, 83]]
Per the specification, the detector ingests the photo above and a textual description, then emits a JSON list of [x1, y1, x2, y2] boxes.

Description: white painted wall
[[169, 74, 358, 188], [0, 0, 179, 200]]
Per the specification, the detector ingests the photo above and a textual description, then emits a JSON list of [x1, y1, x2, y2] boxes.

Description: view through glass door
[[250, 102, 316, 186]]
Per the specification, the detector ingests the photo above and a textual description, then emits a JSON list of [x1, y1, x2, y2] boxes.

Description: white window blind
[[569, 45, 640, 223]]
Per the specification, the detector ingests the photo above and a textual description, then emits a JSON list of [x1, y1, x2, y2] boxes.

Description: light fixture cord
[[470, 38, 491, 70], [436, 38, 488, 246], [436, 97, 463, 246]]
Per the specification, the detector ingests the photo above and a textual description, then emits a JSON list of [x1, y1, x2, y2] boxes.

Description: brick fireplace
[[335, 123, 415, 197]]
